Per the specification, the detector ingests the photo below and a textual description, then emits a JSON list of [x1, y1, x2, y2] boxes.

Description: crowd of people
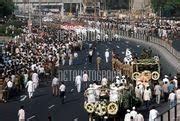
[[0, 24, 84, 102], [0, 16, 179, 121]]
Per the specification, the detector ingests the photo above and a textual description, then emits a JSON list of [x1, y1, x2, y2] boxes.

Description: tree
[[0, 0, 15, 18], [151, 0, 180, 17]]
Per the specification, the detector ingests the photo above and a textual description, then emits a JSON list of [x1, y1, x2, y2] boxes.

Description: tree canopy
[[151, 0, 180, 17], [0, 0, 15, 18]]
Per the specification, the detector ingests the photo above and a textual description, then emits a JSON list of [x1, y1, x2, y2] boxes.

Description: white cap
[[122, 75, 125, 78], [132, 107, 135, 110], [127, 109, 130, 112], [116, 76, 119, 78], [174, 76, 177, 79], [165, 75, 168, 78]]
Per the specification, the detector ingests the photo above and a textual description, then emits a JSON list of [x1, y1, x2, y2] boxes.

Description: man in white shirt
[[26, 80, 34, 99], [31, 71, 39, 89], [154, 83, 162, 104], [18, 106, 25, 121], [105, 49, 109, 63], [59, 82, 66, 104], [75, 75, 82, 93], [176, 88, 180, 104], [149, 106, 159, 121], [136, 113, 144, 121], [168, 91, 176, 108], [7, 80, 13, 99], [173, 76, 178, 89], [83, 71, 88, 89], [52, 76, 59, 96]]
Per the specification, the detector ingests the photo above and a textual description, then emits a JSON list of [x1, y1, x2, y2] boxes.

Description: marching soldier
[[96, 55, 101, 70], [105, 49, 109, 63]]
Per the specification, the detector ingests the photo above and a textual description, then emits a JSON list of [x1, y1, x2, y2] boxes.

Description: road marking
[[137, 45, 140, 47], [74, 118, 78, 121], [20, 95, 27, 101], [48, 105, 55, 109], [27, 115, 35, 121]]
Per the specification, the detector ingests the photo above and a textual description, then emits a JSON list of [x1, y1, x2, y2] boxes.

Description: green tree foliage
[[0, 0, 15, 17], [151, 0, 180, 17]]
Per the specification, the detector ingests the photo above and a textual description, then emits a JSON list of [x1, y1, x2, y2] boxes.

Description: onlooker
[[52, 76, 59, 96], [59, 82, 66, 104], [168, 90, 176, 108], [18, 106, 25, 121], [162, 81, 169, 102], [149, 106, 159, 121], [143, 86, 152, 109], [154, 83, 162, 104]]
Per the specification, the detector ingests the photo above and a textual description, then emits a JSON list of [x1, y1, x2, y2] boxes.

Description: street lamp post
[[28, 0, 32, 33], [39, 0, 42, 29]]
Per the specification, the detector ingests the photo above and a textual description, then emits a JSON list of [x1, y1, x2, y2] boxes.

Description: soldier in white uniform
[[130, 107, 138, 120], [26, 80, 34, 99], [109, 84, 119, 102], [115, 76, 121, 86], [31, 71, 39, 89], [75, 75, 82, 93], [163, 75, 169, 84], [120, 75, 127, 85], [105, 49, 109, 63], [86, 84, 96, 103], [124, 109, 131, 121], [101, 77, 108, 86]]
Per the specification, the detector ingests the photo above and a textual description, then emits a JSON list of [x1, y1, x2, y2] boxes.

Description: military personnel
[[96, 55, 101, 70]]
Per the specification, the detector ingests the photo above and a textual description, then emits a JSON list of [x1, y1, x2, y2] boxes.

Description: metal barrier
[[154, 103, 180, 121]]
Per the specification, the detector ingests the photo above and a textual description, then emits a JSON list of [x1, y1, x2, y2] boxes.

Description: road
[[0, 38, 176, 121]]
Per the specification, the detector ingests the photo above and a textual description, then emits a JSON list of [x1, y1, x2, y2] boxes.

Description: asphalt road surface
[[0, 38, 175, 121]]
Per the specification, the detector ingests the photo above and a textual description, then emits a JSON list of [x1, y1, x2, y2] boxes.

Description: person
[[143, 86, 152, 109], [59, 82, 66, 104], [88, 49, 93, 63], [135, 85, 142, 101], [26, 80, 34, 99], [162, 81, 169, 102], [101, 77, 108, 86], [96, 55, 101, 70], [51, 76, 59, 96], [173, 76, 178, 89], [115, 76, 121, 86], [176, 88, 180, 104], [75, 75, 82, 93], [154, 83, 162, 104], [168, 90, 176, 108], [18, 106, 25, 121], [136, 113, 144, 121], [7, 79, 13, 99], [120, 75, 127, 85], [124, 109, 131, 121], [86, 84, 96, 103], [163, 75, 169, 85], [83, 71, 88, 89], [109, 84, 119, 102], [168, 81, 175, 93], [31, 71, 39, 89], [130, 107, 137, 119], [149, 106, 159, 121], [105, 49, 109, 63]]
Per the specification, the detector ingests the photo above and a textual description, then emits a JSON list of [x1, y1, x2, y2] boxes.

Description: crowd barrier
[[154, 103, 180, 121], [72, 28, 180, 61]]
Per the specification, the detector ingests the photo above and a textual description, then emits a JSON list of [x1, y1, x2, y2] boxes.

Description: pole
[[39, 0, 42, 29]]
